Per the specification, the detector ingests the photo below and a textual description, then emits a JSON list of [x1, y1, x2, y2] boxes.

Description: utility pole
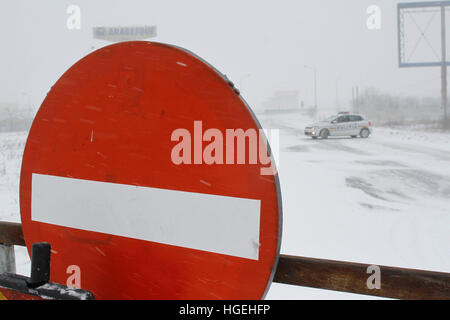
[[314, 68, 318, 110], [336, 77, 339, 112], [441, 5, 448, 124], [239, 73, 252, 93], [304, 65, 318, 110], [352, 85, 359, 113]]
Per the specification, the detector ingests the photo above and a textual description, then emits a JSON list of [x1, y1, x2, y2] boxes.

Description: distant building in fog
[[261, 90, 300, 113], [0, 102, 33, 133]]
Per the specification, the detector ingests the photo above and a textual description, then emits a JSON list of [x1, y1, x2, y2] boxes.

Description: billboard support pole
[[441, 5, 448, 123]]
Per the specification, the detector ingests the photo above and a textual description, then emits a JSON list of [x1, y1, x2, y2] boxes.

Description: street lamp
[[304, 65, 317, 109], [239, 73, 252, 92], [21, 92, 33, 116]]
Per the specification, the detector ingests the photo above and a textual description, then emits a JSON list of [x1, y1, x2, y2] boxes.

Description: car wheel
[[360, 128, 370, 138], [320, 129, 329, 139]]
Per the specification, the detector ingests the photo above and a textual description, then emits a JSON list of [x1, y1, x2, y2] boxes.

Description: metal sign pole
[[0, 244, 15, 274]]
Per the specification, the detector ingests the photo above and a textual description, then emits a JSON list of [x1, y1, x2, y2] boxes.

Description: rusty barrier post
[[274, 254, 450, 300], [0, 222, 22, 275]]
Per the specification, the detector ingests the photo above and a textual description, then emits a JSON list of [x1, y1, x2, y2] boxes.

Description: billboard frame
[[397, 1, 450, 68]]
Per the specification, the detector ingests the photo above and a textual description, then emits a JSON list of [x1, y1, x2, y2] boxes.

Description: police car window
[[350, 115, 362, 122], [338, 116, 349, 123]]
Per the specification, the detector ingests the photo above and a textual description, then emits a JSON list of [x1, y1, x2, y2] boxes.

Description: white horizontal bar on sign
[[31, 173, 261, 260]]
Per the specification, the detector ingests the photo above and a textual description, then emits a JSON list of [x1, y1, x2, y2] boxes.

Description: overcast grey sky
[[0, 0, 448, 112]]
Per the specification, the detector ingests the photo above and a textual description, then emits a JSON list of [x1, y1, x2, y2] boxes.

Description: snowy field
[[1, 111, 449, 299], [260, 111, 450, 299]]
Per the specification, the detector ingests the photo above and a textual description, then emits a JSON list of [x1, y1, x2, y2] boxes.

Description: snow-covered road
[[260, 111, 450, 299], [1, 111, 449, 299]]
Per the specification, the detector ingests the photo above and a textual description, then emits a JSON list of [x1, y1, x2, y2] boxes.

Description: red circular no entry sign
[[20, 42, 282, 299]]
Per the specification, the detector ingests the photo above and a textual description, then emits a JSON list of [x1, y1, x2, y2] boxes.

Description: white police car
[[304, 112, 373, 139]]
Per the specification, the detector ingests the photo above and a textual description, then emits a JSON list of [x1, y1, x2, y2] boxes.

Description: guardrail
[[1, 221, 449, 300], [0, 222, 25, 246]]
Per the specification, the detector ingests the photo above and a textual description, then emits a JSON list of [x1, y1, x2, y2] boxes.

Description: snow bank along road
[[1, 111, 449, 299]]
